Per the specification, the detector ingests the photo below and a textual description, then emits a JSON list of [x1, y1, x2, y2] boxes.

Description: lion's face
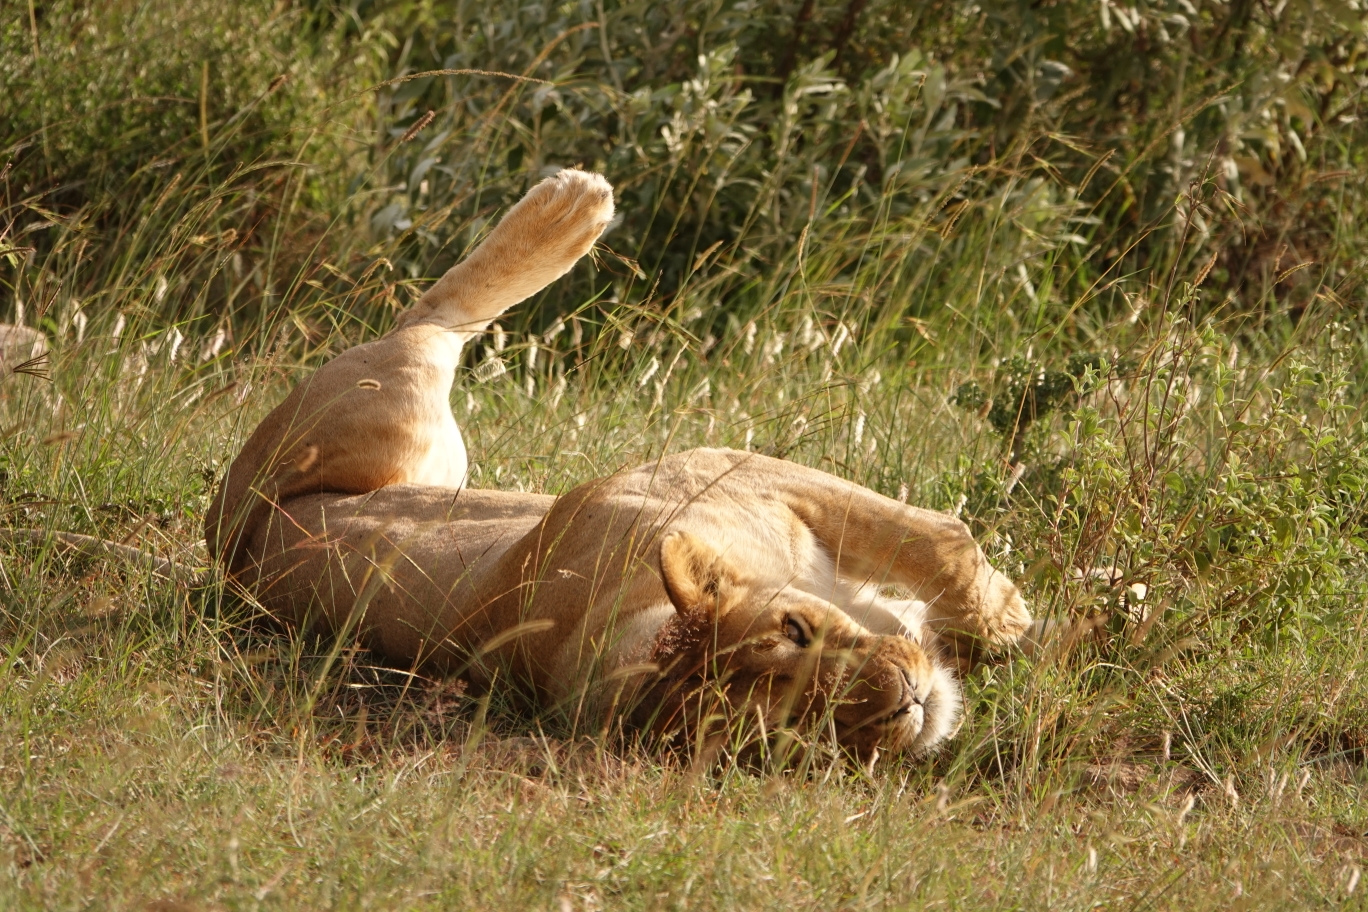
[[642, 531, 961, 762]]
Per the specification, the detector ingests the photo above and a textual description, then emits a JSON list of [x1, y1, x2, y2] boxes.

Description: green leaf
[[1273, 515, 1294, 546]]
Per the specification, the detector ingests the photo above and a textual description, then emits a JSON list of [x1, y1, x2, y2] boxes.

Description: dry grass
[[2, 301, 1366, 909], [4, 1, 1368, 907]]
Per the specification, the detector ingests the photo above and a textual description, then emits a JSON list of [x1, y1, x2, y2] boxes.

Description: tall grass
[[2, 0, 1367, 908]]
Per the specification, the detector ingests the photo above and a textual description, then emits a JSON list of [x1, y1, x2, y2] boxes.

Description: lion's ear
[[659, 531, 743, 619]]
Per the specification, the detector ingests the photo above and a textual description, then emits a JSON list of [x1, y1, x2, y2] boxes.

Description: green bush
[[338, 0, 1368, 330], [1, 0, 376, 336], [7, 0, 1364, 342]]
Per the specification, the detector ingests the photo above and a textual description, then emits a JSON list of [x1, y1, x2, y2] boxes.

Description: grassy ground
[[3, 269, 1367, 910], [4, 1, 1368, 909]]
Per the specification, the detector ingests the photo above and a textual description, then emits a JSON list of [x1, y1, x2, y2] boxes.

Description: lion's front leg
[[733, 453, 1031, 653]]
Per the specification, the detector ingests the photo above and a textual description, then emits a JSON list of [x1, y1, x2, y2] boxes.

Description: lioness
[[207, 169, 1030, 761]]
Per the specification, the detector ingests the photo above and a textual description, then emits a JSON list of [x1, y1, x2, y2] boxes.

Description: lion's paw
[[940, 569, 1031, 654], [975, 572, 1032, 647], [506, 168, 615, 261]]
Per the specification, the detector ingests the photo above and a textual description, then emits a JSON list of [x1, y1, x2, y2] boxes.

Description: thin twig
[[0, 528, 199, 583]]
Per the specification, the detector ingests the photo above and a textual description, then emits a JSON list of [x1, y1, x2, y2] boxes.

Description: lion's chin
[[907, 663, 963, 755], [883, 704, 925, 754], [845, 665, 963, 761]]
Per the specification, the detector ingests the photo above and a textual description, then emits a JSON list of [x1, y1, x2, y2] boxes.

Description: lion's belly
[[245, 485, 555, 668]]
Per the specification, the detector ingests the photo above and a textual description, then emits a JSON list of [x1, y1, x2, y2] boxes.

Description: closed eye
[[784, 616, 811, 648]]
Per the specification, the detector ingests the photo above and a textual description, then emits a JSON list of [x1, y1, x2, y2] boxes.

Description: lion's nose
[[889, 670, 921, 720], [898, 667, 923, 707]]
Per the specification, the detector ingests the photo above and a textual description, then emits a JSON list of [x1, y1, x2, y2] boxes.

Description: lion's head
[[633, 531, 961, 763]]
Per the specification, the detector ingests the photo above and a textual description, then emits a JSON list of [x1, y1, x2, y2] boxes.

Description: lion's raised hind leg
[[397, 168, 615, 337], [207, 170, 614, 574]]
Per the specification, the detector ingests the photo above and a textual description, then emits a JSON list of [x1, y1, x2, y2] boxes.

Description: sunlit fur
[[634, 531, 961, 761], [212, 170, 1029, 761], [205, 168, 616, 573]]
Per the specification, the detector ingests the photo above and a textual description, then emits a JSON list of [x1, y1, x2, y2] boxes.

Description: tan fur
[[205, 168, 616, 571], [209, 170, 1031, 760]]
